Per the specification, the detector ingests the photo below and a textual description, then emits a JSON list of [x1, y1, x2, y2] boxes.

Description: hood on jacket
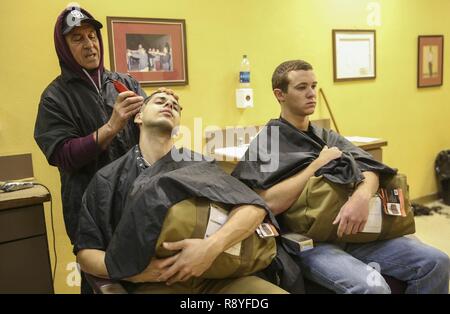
[[54, 7, 105, 88]]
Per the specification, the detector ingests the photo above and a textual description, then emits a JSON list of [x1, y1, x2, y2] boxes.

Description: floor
[[413, 200, 450, 293], [52, 200, 450, 294], [414, 200, 450, 293], [414, 200, 450, 258]]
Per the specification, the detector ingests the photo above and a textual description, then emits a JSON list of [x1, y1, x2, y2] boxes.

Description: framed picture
[[332, 30, 376, 81], [417, 35, 444, 88], [107, 17, 188, 87]]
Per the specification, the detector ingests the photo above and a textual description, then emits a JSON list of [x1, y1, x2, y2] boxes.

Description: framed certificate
[[332, 30, 376, 82]]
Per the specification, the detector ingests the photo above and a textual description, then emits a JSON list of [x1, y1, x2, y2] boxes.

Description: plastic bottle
[[239, 55, 251, 88]]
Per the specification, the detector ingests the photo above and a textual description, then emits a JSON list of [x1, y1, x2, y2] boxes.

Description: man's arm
[[78, 203, 266, 285], [94, 91, 143, 150], [77, 249, 109, 279], [49, 90, 144, 171], [50, 134, 98, 172], [333, 171, 379, 237], [158, 204, 267, 285], [77, 249, 179, 283], [75, 173, 176, 283], [259, 146, 342, 215]]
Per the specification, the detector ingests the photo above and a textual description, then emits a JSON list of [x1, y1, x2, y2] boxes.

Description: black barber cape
[[76, 145, 278, 280], [232, 118, 397, 190]]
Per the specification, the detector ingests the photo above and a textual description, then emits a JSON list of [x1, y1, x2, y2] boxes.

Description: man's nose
[[307, 87, 316, 97], [82, 37, 95, 48], [164, 101, 174, 110]]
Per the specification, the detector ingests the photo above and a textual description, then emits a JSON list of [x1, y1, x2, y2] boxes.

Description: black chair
[[84, 273, 127, 294], [435, 150, 450, 205]]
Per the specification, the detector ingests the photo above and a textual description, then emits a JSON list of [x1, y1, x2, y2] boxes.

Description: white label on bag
[[224, 242, 242, 256], [204, 204, 241, 256], [361, 196, 382, 233]]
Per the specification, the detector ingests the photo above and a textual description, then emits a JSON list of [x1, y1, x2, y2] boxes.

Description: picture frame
[[332, 30, 376, 81], [417, 35, 444, 88], [107, 17, 188, 87]]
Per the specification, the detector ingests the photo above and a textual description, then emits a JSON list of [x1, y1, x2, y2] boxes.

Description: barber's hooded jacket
[[34, 8, 146, 244], [75, 146, 279, 280]]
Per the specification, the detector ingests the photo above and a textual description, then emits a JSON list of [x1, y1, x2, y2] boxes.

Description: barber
[[34, 6, 145, 293]]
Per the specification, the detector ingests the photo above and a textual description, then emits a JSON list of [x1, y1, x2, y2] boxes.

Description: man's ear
[[134, 111, 142, 124], [273, 89, 285, 103]]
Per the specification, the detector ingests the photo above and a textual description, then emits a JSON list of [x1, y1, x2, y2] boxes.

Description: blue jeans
[[296, 237, 449, 294]]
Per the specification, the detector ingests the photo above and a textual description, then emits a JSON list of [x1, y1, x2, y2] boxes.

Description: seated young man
[[231, 60, 449, 294], [74, 89, 288, 294]]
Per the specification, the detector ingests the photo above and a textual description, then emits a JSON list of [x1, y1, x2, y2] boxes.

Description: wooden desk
[[204, 121, 387, 174], [211, 140, 387, 163], [0, 185, 54, 293], [206, 131, 387, 174], [351, 139, 387, 164]]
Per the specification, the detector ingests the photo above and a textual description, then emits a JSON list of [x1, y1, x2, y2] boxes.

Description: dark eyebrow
[[154, 96, 179, 106], [295, 81, 318, 88]]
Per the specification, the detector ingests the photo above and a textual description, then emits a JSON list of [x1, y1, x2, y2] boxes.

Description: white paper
[[204, 204, 241, 256], [337, 39, 371, 78], [345, 136, 380, 143], [204, 204, 227, 238], [224, 242, 242, 256], [361, 196, 382, 233]]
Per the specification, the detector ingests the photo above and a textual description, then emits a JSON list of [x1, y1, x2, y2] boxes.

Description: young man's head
[[134, 90, 182, 135], [272, 60, 317, 118]]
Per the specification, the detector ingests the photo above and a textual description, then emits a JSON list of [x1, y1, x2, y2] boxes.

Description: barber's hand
[[124, 255, 178, 283], [158, 239, 220, 285], [333, 192, 370, 237], [155, 87, 179, 101], [108, 91, 144, 134], [312, 146, 342, 169]]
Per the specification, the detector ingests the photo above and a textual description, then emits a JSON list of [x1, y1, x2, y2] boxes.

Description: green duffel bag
[[280, 174, 415, 243], [154, 198, 277, 279]]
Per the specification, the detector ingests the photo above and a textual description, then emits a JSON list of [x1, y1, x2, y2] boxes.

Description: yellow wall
[[1, 0, 449, 293]]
